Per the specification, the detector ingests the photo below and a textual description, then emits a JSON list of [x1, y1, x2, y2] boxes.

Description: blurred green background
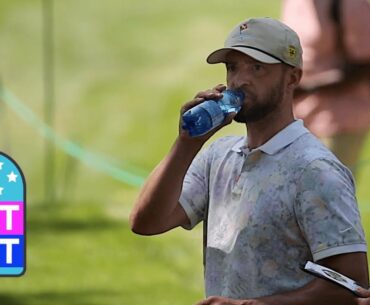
[[0, 1, 369, 305]]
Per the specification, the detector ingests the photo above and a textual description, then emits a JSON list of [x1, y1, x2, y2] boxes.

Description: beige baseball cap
[[207, 17, 303, 68]]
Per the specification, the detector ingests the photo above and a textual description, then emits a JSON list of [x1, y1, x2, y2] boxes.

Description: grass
[[0, 201, 204, 305], [0, 0, 369, 305], [0, 0, 282, 203]]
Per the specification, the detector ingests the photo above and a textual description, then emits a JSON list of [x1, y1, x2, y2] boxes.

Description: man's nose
[[228, 71, 251, 89]]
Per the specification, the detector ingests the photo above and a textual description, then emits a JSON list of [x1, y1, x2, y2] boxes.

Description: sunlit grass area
[[0, 201, 204, 305]]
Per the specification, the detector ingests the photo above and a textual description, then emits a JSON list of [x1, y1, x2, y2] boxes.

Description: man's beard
[[234, 79, 285, 123]]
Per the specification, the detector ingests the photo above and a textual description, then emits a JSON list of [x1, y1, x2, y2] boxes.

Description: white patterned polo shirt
[[179, 120, 367, 299]]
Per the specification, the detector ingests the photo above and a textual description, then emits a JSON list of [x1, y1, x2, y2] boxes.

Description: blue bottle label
[[199, 101, 225, 128]]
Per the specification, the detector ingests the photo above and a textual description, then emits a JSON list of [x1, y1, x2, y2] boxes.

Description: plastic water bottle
[[182, 89, 245, 137]]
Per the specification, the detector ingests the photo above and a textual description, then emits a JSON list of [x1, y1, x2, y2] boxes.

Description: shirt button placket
[[231, 151, 262, 200]]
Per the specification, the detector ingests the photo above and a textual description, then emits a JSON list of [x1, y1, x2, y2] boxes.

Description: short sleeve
[[179, 146, 210, 230], [342, 0, 370, 60], [295, 159, 367, 261]]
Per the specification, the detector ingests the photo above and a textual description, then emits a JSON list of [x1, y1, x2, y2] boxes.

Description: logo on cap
[[239, 23, 248, 33], [287, 45, 297, 59]]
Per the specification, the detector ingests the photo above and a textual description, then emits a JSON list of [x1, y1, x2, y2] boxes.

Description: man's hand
[[357, 287, 370, 305], [194, 296, 252, 305], [179, 84, 236, 144]]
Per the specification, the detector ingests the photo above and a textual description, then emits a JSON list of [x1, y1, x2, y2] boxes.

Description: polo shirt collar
[[231, 120, 309, 155]]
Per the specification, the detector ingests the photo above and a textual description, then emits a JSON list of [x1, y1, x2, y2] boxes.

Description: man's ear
[[287, 67, 302, 91]]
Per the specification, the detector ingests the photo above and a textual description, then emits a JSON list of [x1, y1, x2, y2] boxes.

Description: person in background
[[282, 0, 370, 175]]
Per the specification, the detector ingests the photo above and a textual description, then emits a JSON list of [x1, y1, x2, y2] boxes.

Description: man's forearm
[[130, 136, 203, 234], [195, 283, 360, 305], [247, 278, 358, 305], [244, 253, 369, 305]]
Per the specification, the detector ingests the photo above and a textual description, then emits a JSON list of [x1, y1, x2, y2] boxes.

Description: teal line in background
[[0, 87, 147, 187]]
